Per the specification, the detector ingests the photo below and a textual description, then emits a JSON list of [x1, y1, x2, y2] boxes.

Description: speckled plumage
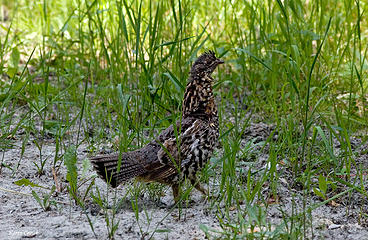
[[90, 51, 223, 202]]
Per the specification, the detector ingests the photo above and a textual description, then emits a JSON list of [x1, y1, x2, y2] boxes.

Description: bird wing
[[139, 117, 205, 182], [157, 118, 206, 170]]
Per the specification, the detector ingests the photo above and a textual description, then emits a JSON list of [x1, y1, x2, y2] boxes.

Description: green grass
[[1, 0, 368, 239]]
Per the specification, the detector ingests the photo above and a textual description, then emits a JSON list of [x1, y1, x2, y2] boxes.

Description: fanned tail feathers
[[90, 153, 146, 187]]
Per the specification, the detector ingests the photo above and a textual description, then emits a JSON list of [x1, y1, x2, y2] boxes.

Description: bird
[[90, 51, 224, 203]]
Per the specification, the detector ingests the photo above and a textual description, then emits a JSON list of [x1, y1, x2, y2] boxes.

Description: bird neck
[[182, 74, 218, 121]]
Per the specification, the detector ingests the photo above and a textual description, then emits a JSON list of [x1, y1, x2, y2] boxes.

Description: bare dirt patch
[[1, 121, 368, 239]]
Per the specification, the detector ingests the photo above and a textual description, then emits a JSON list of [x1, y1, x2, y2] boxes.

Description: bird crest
[[190, 50, 224, 76]]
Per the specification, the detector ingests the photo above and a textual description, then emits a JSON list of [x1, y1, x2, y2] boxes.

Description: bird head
[[190, 50, 224, 77]]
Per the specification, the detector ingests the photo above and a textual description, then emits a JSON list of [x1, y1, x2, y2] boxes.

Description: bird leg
[[172, 183, 181, 203], [171, 177, 208, 206], [190, 177, 208, 196]]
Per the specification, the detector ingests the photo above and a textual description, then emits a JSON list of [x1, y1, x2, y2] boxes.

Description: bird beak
[[217, 59, 225, 64]]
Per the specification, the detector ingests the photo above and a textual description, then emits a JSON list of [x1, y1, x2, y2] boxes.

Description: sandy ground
[[1, 123, 368, 239]]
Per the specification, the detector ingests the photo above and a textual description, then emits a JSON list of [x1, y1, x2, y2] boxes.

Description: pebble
[[328, 224, 341, 230]]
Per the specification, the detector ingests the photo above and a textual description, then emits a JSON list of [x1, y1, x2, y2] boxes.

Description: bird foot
[[155, 200, 171, 209]]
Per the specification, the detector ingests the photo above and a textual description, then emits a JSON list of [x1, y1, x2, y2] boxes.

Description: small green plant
[[32, 139, 48, 176], [64, 145, 79, 202], [91, 186, 122, 240], [14, 178, 57, 211], [31, 186, 57, 211], [63, 145, 94, 205], [313, 174, 328, 200]]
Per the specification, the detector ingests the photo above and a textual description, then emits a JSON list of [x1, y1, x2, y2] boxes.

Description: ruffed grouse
[[91, 51, 224, 202]]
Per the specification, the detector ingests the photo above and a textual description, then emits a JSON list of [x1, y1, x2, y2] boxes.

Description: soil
[[1, 121, 368, 239]]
